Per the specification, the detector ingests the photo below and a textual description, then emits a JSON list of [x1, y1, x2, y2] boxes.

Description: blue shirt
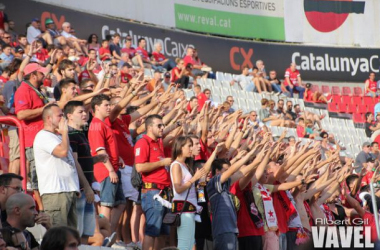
[[207, 175, 238, 237], [0, 53, 13, 62], [375, 103, 380, 117]]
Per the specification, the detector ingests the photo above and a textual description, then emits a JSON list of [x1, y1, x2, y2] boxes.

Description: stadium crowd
[[0, 6, 379, 250]]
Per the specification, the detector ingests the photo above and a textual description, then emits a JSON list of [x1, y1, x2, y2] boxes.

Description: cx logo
[[40, 12, 66, 31], [229, 47, 254, 71]]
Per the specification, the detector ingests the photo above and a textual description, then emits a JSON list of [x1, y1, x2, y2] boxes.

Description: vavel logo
[[312, 226, 374, 248]]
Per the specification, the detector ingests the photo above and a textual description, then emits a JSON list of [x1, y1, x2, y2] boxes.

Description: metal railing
[[0, 116, 26, 191]]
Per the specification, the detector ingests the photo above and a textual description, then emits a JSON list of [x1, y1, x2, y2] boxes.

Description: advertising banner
[[4, 0, 379, 83], [285, 0, 380, 47], [174, 0, 285, 40]]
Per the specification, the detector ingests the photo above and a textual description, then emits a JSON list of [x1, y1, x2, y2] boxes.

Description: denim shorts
[[141, 189, 170, 237], [76, 191, 96, 237], [100, 170, 126, 207]]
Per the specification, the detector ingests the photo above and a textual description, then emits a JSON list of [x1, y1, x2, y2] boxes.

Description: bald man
[[33, 103, 80, 228], [5, 193, 51, 250], [284, 63, 305, 98]]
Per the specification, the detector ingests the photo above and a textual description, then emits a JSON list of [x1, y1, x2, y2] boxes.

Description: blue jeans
[[163, 59, 176, 71], [99, 170, 126, 207], [177, 213, 195, 250], [141, 189, 170, 237], [76, 191, 96, 237], [213, 233, 238, 250], [286, 85, 305, 99], [272, 84, 282, 93]]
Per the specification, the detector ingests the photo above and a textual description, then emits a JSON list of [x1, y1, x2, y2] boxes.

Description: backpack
[[131, 137, 150, 190]]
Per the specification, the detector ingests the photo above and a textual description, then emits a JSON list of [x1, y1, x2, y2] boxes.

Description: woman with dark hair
[[170, 136, 206, 250], [40, 226, 80, 250], [87, 33, 100, 52]]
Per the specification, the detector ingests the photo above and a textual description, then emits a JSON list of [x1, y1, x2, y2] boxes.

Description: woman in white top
[[170, 136, 205, 250]]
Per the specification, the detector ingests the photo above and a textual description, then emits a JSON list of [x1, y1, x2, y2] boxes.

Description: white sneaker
[[112, 241, 128, 249]]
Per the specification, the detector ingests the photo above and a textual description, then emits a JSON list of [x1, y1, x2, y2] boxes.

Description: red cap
[[23, 63, 49, 76]]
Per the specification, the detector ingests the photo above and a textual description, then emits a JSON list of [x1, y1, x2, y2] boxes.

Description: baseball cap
[[23, 63, 49, 76], [31, 18, 40, 23], [367, 154, 376, 163], [15, 46, 24, 53], [45, 18, 54, 25], [363, 142, 371, 147], [164, 72, 171, 78]]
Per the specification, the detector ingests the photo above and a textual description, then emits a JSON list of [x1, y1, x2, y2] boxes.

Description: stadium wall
[[5, 0, 380, 82]]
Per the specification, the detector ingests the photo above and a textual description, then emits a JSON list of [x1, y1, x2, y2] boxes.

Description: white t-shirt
[[26, 26, 41, 44], [61, 30, 77, 39], [170, 160, 198, 210], [33, 130, 80, 196]]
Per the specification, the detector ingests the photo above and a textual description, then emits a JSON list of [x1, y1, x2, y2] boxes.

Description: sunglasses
[[5, 186, 24, 192]]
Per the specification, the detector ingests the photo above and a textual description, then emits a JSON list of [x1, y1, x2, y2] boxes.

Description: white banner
[[284, 0, 380, 47], [174, 0, 284, 17], [34, 0, 176, 27]]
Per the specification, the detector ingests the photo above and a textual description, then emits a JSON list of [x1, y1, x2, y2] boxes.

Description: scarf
[[243, 188, 264, 228], [303, 201, 314, 227], [256, 183, 278, 230], [24, 80, 49, 104]]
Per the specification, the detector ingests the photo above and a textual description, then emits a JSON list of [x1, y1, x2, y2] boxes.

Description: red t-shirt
[[362, 171, 375, 186], [120, 72, 132, 83], [375, 135, 380, 146], [35, 48, 49, 62], [99, 47, 111, 61], [121, 47, 136, 59], [135, 47, 149, 60], [183, 55, 196, 67], [77, 56, 89, 67], [363, 212, 377, 242], [195, 139, 210, 161], [366, 79, 377, 93], [171, 67, 180, 82], [14, 82, 44, 148], [88, 117, 120, 183], [109, 115, 135, 167], [296, 125, 305, 138], [272, 190, 290, 233], [0, 76, 8, 84], [197, 92, 208, 112], [152, 51, 166, 62], [284, 68, 300, 86], [134, 134, 170, 187], [305, 90, 313, 102], [230, 181, 265, 237]]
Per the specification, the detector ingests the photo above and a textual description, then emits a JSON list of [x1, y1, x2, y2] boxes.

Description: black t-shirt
[[365, 122, 373, 138], [287, 110, 297, 121], [1, 209, 7, 224], [269, 77, 281, 85], [109, 42, 121, 57], [68, 126, 94, 185]]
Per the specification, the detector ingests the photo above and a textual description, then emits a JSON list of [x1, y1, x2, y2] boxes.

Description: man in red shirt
[[284, 63, 305, 99], [133, 38, 152, 69], [183, 47, 204, 76], [14, 62, 51, 210], [152, 42, 176, 71], [194, 85, 208, 112], [88, 94, 126, 233], [108, 87, 160, 246], [134, 114, 171, 250], [365, 72, 378, 97]]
